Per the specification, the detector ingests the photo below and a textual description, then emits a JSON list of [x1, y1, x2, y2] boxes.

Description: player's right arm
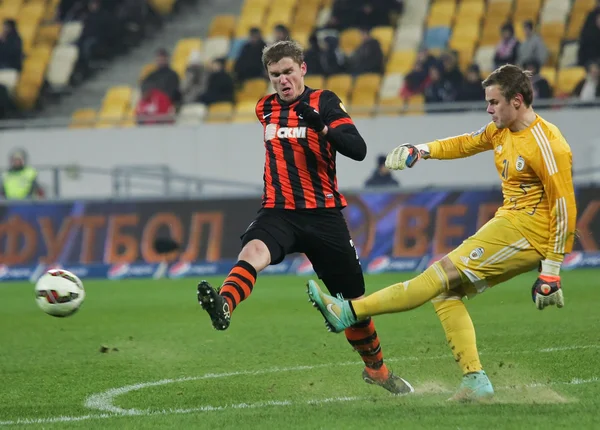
[[385, 123, 495, 170]]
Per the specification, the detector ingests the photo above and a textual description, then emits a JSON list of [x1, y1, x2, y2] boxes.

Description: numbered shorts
[[446, 216, 543, 298], [240, 207, 364, 297]]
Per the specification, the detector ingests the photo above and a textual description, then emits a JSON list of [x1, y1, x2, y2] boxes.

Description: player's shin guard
[[350, 262, 450, 320], [344, 318, 389, 379], [432, 293, 482, 375], [219, 260, 257, 313]]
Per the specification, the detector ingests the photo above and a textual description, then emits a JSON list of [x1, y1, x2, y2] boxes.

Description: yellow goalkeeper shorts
[[446, 215, 543, 298]]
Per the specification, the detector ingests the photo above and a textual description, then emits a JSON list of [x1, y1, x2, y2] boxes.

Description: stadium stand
[[2, 0, 597, 127]]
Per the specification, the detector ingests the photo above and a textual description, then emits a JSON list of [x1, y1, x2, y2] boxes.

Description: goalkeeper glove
[[294, 102, 325, 133], [385, 144, 430, 170], [531, 260, 564, 310]]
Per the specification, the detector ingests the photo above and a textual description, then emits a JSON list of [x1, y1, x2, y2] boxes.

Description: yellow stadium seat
[[480, 18, 504, 46], [572, 0, 596, 13], [455, 0, 485, 22], [377, 97, 404, 116], [353, 73, 382, 94], [486, 1, 513, 21], [16, 21, 39, 54], [540, 66, 557, 88], [1, 0, 24, 19], [513, 0, 541, 25], [235, 11, 265, 38], [139, 63, 157, 82], [291, 3, 319, 34], [102, 86, 133, 109], [206, 102, 234, 123], [70, 109, 97, 129], [232, 101, 257, 123], [265, 3, 294, 29], [121, 107, 137, 128], [241, 0, 271, 15], [36, 23, 61, 46], [237, 78, 268, 102], [147, 0, 177, 16], [96, 105, 127, 129], [427, 1, 456, 28], [449, 24, 480, 50], [208, 15, 237, 38], [349, 92, 376, 118], [566, 11, 588, 40], [172, 38, 202, 64], [339, 28, 363, 56], [556, 66, 586, 95], [292, 31, 310, 49], [386, 50, 417, 74], [404, 94, 425, 116], [14, 79, 41, 110], [370, 26, 394, 58], [540, 22, 565, 47], [304, 75, 324, 89], [325, 74, 352, 105], [19, 2, 45, 24]]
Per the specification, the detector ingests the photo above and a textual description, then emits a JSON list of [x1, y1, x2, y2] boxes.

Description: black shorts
[[240, 208, 362, 279]]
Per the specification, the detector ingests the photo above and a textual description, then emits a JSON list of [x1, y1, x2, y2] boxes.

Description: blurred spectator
[[572, 60, 600, 101], [0, 20, 23, 71], [401, 48, 437, 97], [578, 5, 600, 66], [76, 0, 111, 73], [181, 50, 207, 104], [362, 0, 404, 29], [457, 64, 485, 101], [328, 0, 362, 31], [517, 20, 548, 67], [274, 24, 291, 42], [0, 83, 16, 119], [141, 48, 181, 105], [523, 60, 553, 100], [198, 58, 235, 106], [494, 23, 520, 69], [349, 28, 384, 75], [364, 154, 399, 188], [321, 35, 346, 76], [234, 28, 266, 83], [440, 50, 463, 89], [135, 84, 175, 125], [424, 63, 457, 104], [0, 149, 44, 200], [304, 32, 325, 76]]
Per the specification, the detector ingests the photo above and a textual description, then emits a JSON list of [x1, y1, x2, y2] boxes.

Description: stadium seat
[[572, 0, 596, 13], [393, 24, 423, 51], [103, 86, 133, 109], [96, 105, 127, 128], [427, 1, 456, 28], [58, 21, 83, 45], [46, 44, 78, 89], [36, 23, 61, 46], [486, 1, 513, 22], [204, 37, 230, 62], [353, 73, 382, 95], [232, 101, 258, 123], [540, 22, 565, 49], [559, 42, 580, 68], [70, 108, 97, 129], [386, 50, 417, 75], [292, 31, 310, 49], [264, 2, 295, 32], [474, 45, 496, 74], [14, 79, 41, 110], [291, 3, 319, 35], [304, 75, 324, 89], [377, 96, 404, 116], [339, 28, 363, 56], [139, 63, 157, 82], [370, 26, 394, 58], [424, 27, 451, 50], [235, 10, 265, 38], [513, 0, 542, 24], [566, 10, 589, 40], [455, 0, 485, 23], [556, 67, 586, 95], [404, 94, 425, 116], [1, 0, 24, 19], [325, 74, 352, 105], [540, 66, 557, 88], [480, 18, 504, 46], [171, 38, 202, 78], [16, 21, 39, 55], [449, 24, 480, 50], [208, 15, 237, 38], [349, 91, 376, 118], [147, 0, 177, 16], [379, 73, 404, 100], [206, 102, 234, 123], [237, 78, 268, 103], [0, 69, 19, 94], [315, 6, 332, 28], [177, 103, 207, 125]]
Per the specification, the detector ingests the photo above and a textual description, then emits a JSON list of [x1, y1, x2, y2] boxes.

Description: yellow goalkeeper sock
[[350, 262, 450, 319], [432, 293, 482, 375]]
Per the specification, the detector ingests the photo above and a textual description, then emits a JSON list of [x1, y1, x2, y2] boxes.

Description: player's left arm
[[294, 90, 367, 161], [529, 134, 577, 309]]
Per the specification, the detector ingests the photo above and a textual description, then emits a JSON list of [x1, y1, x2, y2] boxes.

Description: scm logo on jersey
[[277, 127, 307, 139]]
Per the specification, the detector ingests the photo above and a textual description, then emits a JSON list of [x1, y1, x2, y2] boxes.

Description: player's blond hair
[[482, 64, 534, 107], [261, 40, 304, 70]]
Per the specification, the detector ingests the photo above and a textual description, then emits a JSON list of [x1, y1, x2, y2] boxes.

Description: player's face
[[267, 57, 307, 102], [485, 85, 518, 129]]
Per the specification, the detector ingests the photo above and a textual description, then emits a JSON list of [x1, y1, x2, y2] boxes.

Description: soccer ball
[[34, 269, 85, 317]]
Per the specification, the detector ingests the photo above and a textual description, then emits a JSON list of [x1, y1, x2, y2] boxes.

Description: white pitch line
[[1, 378, 599, 427]]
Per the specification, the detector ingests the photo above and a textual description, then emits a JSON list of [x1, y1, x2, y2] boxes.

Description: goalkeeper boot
[[306, 280, 357, 333], [448, 370, 494, 402], [197, 280, 230, 330], [362, 369, 415, 395]]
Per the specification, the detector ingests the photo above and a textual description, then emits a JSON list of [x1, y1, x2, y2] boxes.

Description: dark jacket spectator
[[424, 63, 457, 103], [494, 23, 520, 68], [401, 48, 437, 96], [517, 20, 548, 67], [349, 29, 384, 75], [273, 24, 290, 42], [365, 155, 399, 188], [328, 0, 362, 31], [0, 20, 23, 71], [234, 28, 266, 83], [578, 9, 600, 66], [321, 35, 346, 76], [457, 64, 485, 101], [198, 58, 235, 105], [573, 60, 600, 101], [440, 50, 463, 89], [304, 33, 325, 76], [142, 48, 181, 105], [182, 51, 208, 104], [523, 60, 553, 100]]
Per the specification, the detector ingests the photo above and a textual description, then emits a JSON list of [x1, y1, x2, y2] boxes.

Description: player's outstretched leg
[[432, 292, 494, 402], [197, 260, 257, 330]]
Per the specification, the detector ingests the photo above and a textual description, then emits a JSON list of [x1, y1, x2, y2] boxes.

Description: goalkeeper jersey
[[425, 115, 577, 265]]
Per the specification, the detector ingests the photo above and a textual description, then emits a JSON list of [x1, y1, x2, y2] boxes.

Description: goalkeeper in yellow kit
[[306, 64, 577, 401]]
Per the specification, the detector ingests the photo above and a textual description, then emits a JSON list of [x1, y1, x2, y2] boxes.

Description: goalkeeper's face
[[485, 85, 518, 130], [267, 57, 307, 103]]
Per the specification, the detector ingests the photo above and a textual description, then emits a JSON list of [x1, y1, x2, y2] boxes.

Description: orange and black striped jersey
[[255, 87, 366, 210]]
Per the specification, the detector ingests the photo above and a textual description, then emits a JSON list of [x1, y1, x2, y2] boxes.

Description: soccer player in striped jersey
[[307, 64, 577, 401], [197, 40, 414, 395]]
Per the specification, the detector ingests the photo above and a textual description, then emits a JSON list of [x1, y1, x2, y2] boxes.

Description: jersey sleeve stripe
[[330, 117, 353, 128], [554, 196, 568, 254], [532, 124, 558, 175]]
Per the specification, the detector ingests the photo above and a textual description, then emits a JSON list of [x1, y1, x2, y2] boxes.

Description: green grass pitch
[[1, 269, 599, 429]]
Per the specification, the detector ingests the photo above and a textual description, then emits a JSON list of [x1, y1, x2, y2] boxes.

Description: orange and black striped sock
[[219, 260, 257, 313], [345, 318, 389, 380]]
